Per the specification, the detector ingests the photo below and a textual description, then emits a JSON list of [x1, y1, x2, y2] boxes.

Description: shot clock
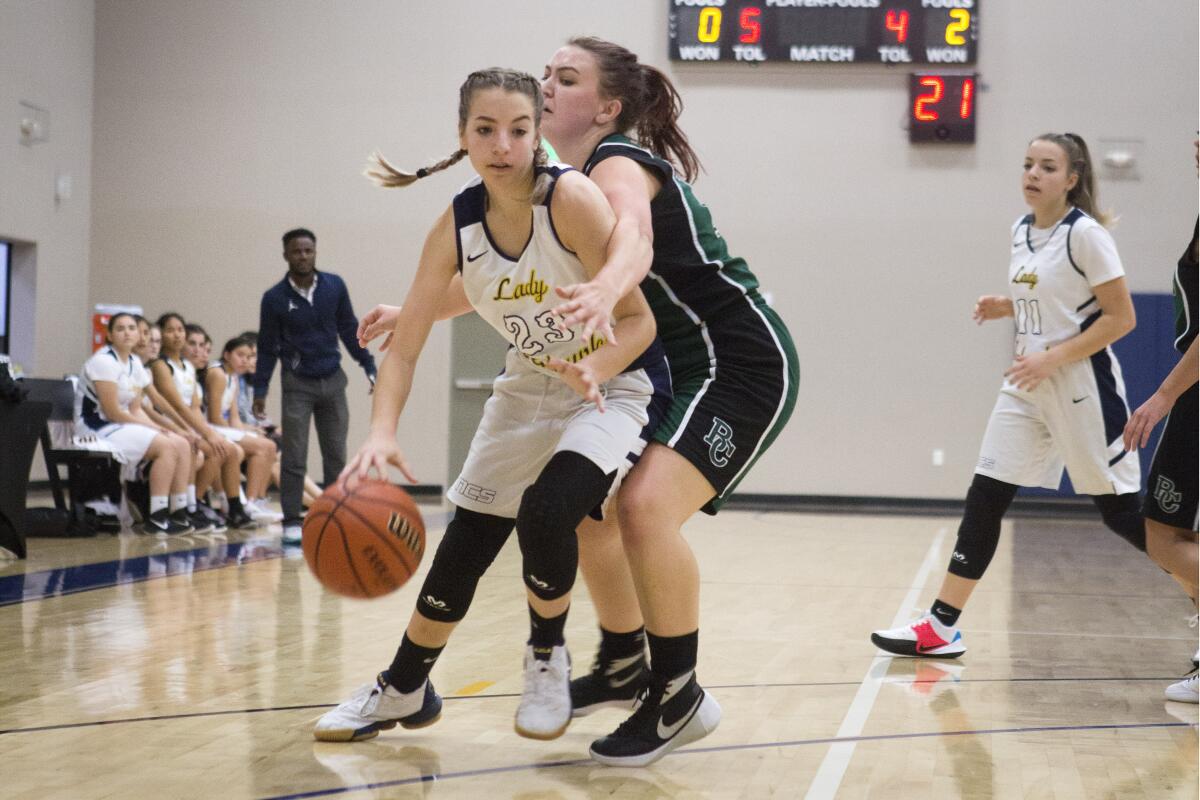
[[668, 0, 978, 65], [909, 73, 976, 143]]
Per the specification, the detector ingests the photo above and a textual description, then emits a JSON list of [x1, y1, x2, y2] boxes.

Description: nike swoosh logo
[[608, 670, 642, 688], [467, 251, 488, 262], [656, 694, 703, 740], [1072, 396, 1088, 403], [605, 654, 645, 677]]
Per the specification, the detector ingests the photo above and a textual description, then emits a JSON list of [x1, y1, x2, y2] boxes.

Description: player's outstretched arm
[[551, 156, 659, 343], [548, 171, 656, 409]]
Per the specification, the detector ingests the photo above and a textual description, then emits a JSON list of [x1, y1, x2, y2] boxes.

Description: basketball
[[301, 478, 426, 599]]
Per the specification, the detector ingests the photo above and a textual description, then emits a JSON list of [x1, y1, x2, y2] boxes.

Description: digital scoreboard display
[[668, 0, 978, 65], [909, 73, 976, 142]]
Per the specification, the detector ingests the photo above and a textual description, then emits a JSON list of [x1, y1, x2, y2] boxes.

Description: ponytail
[[637, 64, 700, 183], [1035, 132, 1111, 226], [365, 149, 467, 188], [569, 37, 703, 183]]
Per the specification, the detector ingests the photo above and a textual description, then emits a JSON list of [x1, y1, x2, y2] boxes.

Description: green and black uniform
[[584, 135, 799, 513], [1143, 219, 1198, 529]]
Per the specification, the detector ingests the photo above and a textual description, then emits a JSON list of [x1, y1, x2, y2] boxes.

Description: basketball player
[[356, 38, 799, 766], [1123, 142, 1199, 704], [314, 68, 669, 745], [206, 336, 281, 524], [79, 313, 193, 534], [150, 313, 254, 530], [872, 133, 1146, 658]]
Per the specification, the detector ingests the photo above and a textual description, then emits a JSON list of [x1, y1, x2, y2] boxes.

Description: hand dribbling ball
[[301, 477, 425, 599]]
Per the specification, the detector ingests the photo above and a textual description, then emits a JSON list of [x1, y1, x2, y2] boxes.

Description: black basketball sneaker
[[589, 670, 721, 767], [570, 648, 649, 717]]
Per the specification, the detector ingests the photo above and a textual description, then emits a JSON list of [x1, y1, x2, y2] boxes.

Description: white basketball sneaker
[[1165, 649, 1199, 704], [314, 674, 442, 742], [246, 499, 284, 523], [871, 613, 966, 658], [514, 644, 572, 740]]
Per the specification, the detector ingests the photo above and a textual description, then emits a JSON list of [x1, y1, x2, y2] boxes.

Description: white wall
[[78, 1, 1200, 497], [0, 0, 95, 378]]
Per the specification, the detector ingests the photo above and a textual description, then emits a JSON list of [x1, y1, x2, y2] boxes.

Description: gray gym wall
[[3, 0, 1197, 499]]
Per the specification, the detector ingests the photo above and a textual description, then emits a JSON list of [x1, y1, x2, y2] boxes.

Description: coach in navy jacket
[[253, 228, 376, 542]]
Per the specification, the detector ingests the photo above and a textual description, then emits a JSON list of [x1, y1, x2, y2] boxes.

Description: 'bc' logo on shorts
[[703, 417, 736, 468], [1154, 476, 1182, 514]]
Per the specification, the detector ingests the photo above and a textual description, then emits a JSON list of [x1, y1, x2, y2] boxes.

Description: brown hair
[[367, 68, 547, 188], [567, 37, 701, 183], [1033, 132, 1110, 226]]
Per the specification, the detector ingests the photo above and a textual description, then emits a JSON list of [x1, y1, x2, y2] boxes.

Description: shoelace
[[610, 685, 664, 738], [354, 679, 386, 715]]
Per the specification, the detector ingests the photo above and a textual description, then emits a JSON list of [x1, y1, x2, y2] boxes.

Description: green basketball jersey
[[583, 135, 768, 363]]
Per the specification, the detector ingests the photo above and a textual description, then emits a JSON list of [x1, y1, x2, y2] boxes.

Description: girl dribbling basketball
[[313, 68, 669, 746]]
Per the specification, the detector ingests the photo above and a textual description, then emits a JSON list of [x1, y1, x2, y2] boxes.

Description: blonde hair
[[367, 68, 547, 189], [1033, 132, 1112, 227]]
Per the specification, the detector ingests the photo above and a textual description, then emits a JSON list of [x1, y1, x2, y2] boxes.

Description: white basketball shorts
[[88, 422, 161, 467], [975, 355, 1140, 495], [447, 358, 654, 520]]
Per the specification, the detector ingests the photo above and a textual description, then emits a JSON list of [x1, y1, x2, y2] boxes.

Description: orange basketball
[[301, 477, 426, 599]]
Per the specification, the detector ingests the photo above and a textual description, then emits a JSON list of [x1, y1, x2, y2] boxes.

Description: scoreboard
[[668, 0, 978, 65]]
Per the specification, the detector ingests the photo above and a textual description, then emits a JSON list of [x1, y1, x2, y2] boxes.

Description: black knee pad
[[516, 451, 614, 601], [415, 507, 513, 623], [947, 474, 1019, 580], [1093, 493, 1147, 552]]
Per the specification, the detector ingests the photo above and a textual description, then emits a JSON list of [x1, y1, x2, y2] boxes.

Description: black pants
[[280, 368, 348, 525]]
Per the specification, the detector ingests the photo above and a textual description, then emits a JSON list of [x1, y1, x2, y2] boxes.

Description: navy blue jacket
[[254, 270, 376, 398]]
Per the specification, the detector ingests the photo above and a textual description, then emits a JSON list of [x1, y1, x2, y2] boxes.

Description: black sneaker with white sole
[[570, 650, 649, 717], [188, 509, 214, 534], [142, 510, 191, 536], [197, 502, 228, 533], [224, 508, 257, 530], [589, 670, 721, 767]]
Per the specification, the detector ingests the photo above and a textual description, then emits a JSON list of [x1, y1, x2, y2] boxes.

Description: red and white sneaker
[[871, 613, 966, 658]]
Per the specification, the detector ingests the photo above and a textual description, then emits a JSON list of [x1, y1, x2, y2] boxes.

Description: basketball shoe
[[281, 524, 302, 545], [571, 648, 649, 717], [313, 675, 442, 742], [1165, 648, 1199, 704], [142, 509, 190, 536], [872, 613, 966, 658], [246, 499, 284, 523], [514, 644, 571, 740], [589, 670, 721, 767]]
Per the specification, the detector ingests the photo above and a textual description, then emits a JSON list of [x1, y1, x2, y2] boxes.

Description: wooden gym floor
[[0, 503, 1196, 799]]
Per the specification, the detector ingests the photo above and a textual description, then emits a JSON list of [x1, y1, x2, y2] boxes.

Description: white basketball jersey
[[167, 356, 198, 406], [79, 347, 141, 430], [453, 165, 609, 377], [1008, 208, 1125, 355]]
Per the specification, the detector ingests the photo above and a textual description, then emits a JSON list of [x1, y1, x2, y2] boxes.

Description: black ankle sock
[[646, 630, 698, 684], [529, 605, 568, 659], [384, 634, 445, 693], [228, 497, 244, 515], [931, 599, 962, 627], [599, 625, 646, 660]]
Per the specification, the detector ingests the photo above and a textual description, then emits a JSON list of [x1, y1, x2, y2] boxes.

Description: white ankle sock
[[150, 496, 169, 514]]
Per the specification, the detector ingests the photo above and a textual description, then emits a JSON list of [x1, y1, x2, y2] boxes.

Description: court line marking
[[254, 721, 1194, 800], [3, 674, 1185, 736], [804, 526, 948, 800], [451, 681, 495, 696]]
